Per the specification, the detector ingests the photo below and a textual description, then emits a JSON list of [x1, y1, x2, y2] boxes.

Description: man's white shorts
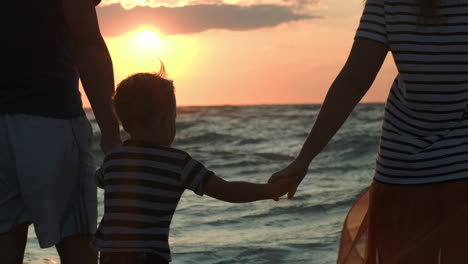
[[0, 114, 97, 248]]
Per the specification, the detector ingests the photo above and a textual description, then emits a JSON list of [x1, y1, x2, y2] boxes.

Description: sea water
[[23, 104, 384, 264]]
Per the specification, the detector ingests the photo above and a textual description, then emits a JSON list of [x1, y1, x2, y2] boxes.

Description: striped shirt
[[356, 0, 468, 184], [91, 140, 214, 261]]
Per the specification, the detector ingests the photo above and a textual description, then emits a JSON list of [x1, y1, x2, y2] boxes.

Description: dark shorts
[[0, 114, 96, 248], [100, 252, 169, 264]]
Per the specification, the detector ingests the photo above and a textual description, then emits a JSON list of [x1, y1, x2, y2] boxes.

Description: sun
[[133, 29, 161, 49], [101, 27, 200, 100], [106, 27, 170, 74]]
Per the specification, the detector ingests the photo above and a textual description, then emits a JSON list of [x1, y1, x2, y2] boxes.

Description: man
[[0, 0, 120, 263]]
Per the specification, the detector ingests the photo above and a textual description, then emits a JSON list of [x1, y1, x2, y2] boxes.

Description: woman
[[270, 0, 468, 263]]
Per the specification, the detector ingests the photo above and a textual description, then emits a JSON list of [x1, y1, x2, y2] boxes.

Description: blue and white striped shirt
[[356, 0, 468, 184], [92, 140, 214, 261]]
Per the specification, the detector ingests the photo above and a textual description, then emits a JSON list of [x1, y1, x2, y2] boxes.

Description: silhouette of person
[[0, 0, 121, 263], [270, 0, 468, 262]]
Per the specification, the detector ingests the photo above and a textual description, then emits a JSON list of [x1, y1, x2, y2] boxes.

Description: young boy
[[92, 66, 295, 264]]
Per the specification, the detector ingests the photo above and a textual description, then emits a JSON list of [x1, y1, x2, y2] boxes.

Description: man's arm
[[63, 0, 121, 153]]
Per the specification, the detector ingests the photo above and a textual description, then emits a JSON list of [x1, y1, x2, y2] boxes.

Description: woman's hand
[[268, 159, 309, 199], [266, 177, 298, 201]]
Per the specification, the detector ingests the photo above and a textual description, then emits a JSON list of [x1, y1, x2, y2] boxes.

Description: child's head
[[113, 64, 176, 145]]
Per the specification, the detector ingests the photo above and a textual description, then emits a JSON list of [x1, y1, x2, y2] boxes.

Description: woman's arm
[[270, 38, 389, 199]]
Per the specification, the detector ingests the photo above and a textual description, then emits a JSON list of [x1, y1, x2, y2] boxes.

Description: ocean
[[24, 103, 384, 264]]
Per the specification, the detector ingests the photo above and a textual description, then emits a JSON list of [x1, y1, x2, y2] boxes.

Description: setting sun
[[96, 27, 200, 104], [133, 29, 161, 49], [110, 27, 166, 70]]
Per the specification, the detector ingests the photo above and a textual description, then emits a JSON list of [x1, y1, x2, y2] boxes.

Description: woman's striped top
[[356, 0, 468, 184], [91, 140, 214, 261]]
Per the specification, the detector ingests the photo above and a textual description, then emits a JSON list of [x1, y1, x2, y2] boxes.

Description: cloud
[[281, 0, 320, 8], [99, 0, 320, 9], [97, 4, 320, 36]]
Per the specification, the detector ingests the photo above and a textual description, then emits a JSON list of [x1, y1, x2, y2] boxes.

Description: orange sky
[[80, 0, 398, 107]]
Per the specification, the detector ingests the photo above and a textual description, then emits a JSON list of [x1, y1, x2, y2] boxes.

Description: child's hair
[[113, 63, 175, 132]]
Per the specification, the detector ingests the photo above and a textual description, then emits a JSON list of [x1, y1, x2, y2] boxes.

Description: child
[[92, 65, 295, 264]]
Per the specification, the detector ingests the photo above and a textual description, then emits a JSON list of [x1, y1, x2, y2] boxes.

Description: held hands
[[268, 159, 309, 199], [266, 177, 298, 201]]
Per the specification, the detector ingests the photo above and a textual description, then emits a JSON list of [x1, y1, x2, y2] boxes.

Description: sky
[[82, 0, 398, 107]]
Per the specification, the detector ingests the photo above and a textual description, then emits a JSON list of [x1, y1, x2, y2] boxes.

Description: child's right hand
[[265, 177, 298, 201]]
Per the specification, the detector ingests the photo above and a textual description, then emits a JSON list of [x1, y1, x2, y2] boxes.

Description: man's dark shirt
[[1, 1, 84, 118]]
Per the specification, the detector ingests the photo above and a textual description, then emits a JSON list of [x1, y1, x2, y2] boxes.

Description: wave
[[253, 152, 294, 161], [177, 107, 205, 115], [209, 160, 265, 169], [175, 133, 266, 147], [175, 132, 240, 145], [324, 133, 380, 161], [238, 138, 264, 145], [204, 190, 364, 227]]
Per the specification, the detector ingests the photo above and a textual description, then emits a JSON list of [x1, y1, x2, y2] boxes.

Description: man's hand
[[269, 159, 309, 199]]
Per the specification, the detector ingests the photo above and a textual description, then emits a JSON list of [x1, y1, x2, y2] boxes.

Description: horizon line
[[83, 101, 386, 109]]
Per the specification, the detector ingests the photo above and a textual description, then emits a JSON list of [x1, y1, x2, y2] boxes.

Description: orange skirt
[[337, 179, 468, 264]]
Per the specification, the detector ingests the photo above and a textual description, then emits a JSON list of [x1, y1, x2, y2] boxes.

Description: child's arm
[[202, 174, 296, 203]]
